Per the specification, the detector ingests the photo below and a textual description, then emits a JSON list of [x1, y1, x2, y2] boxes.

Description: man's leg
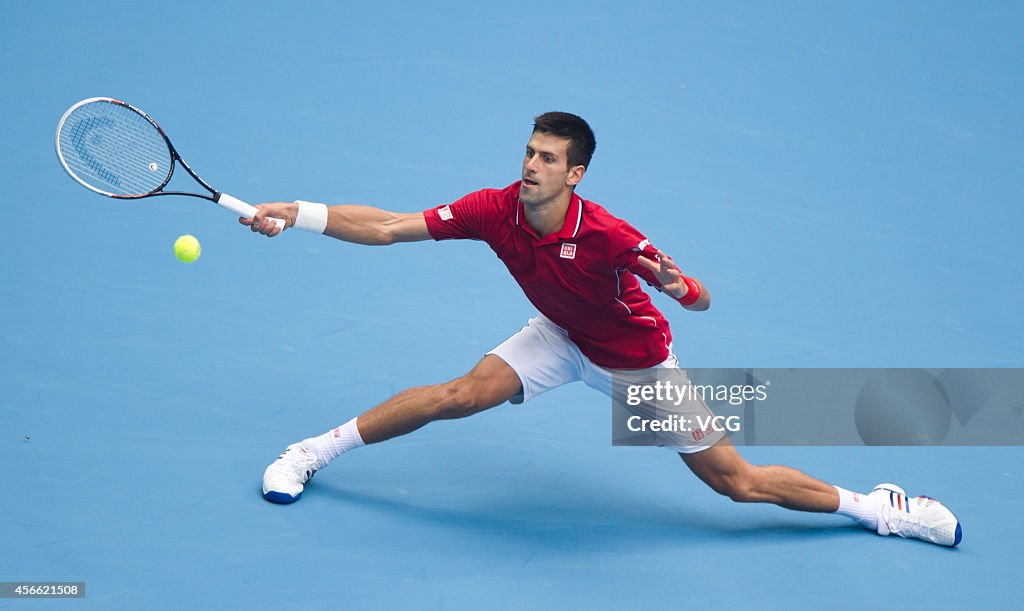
[[357, 354, 524, 443], [263, 354, 522, 503], [678, 436, 839, 512], [679, 436, 963, 546]]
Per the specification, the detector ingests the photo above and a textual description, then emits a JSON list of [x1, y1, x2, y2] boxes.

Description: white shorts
[[487, 315, 723, 454]]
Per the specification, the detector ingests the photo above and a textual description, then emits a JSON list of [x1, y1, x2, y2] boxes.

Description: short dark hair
[[532, 111, 596, 169]]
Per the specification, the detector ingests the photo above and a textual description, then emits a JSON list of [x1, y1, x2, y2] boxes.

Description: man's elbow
[[358, 222, 401, 245], [377, 227, 399, 245], [379, 214, 430, 244], [683, 283, 711, 311]]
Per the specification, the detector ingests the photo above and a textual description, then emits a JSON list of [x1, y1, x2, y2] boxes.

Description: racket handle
[[216, 192, 286, 230]]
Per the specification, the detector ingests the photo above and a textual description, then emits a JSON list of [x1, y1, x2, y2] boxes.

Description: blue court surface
[[3, 2, 1022, 609]]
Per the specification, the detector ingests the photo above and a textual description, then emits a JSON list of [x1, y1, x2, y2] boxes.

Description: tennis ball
[[173, 234, 201, 263]]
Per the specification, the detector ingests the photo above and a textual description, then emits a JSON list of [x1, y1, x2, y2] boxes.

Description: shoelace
[[881, 494, 933, 539], [271, 447, 319, 482]]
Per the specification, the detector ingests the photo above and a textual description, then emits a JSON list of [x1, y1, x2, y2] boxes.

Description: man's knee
[[701, 463, 760, 503], [434, 376, 501, 420], [428, 355, 521, 420], [682, 441, 764, 504], [720, 473, 759, 503]]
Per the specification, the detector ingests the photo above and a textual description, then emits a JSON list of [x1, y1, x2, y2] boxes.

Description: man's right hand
[[240, 202, 298, 237]]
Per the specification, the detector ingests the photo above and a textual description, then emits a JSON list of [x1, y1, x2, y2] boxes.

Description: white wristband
[[293, 200, 329, 234]]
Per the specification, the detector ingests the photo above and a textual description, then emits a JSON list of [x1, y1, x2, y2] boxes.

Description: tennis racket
[[55, 97, 284, 229]]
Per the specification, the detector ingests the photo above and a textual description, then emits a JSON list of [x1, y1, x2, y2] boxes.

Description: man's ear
[[567, 164, 586, 187]]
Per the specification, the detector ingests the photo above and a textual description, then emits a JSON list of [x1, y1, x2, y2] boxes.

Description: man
[[243, 112, 962, 547]]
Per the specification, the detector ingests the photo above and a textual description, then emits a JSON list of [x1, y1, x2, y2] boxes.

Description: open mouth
[[522, 178, 538, 186]]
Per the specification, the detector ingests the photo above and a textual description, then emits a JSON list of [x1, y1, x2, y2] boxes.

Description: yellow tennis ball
[[173, 234, 201, 263]]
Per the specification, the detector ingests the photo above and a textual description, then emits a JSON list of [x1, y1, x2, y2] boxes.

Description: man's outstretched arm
[[241, 201, 431, 245]]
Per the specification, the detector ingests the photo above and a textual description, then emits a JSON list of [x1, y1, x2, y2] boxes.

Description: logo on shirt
[[635, 238, 651, 252], [560, 243, 577, 259], [438, 205, 453, 221]]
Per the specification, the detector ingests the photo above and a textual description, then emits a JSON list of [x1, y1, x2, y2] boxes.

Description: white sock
[[834, 486, 879, 531], [303, 418, 365, 467]]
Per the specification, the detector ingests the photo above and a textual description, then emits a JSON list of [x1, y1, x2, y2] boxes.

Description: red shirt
[[423, 182, 678, 369]]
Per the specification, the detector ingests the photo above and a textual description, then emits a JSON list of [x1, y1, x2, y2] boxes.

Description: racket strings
[[58, 101, 172, 197]]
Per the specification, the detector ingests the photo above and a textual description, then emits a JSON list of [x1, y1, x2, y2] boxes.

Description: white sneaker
[[262, 443, 322, 504], [870, 483, 963, 547]]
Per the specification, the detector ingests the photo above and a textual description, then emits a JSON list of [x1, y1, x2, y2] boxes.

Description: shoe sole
[[263, 490, 301, 504]]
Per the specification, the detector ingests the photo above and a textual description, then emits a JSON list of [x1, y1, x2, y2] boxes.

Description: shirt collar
[[515, 183, 584, 244]]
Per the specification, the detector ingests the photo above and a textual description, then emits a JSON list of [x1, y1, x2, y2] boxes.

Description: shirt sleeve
[[422, 189, 494, 241], [613, 220, 675, 294]]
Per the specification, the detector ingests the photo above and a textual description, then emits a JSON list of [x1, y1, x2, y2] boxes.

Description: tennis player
[[244, 112, 961, 547]]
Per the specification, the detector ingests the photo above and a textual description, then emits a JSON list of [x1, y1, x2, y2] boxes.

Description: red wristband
[[678, 276, 701, 306]]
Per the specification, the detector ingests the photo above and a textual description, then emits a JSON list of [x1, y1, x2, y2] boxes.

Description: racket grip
[[216, 192, 286, 230]]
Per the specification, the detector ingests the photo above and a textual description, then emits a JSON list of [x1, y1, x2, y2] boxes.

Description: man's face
[[520, 132, 584, 206]]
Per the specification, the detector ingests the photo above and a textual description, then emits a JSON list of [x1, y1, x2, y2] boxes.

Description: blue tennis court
[[3, 2, 1022, 608]]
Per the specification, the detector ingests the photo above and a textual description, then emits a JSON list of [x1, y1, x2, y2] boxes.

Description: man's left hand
[[636, 251, 689, 300]]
